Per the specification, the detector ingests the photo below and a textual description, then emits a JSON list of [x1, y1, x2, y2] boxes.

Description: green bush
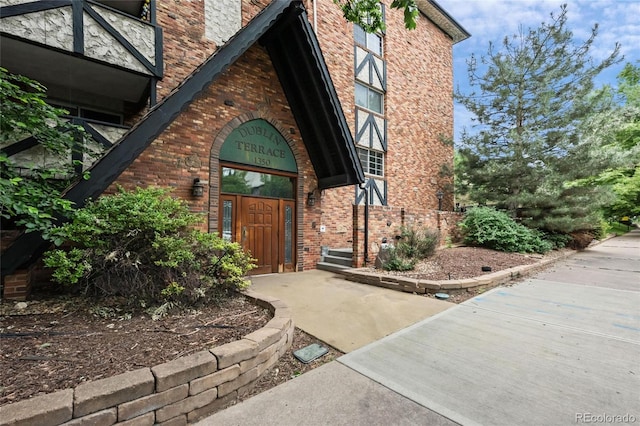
[[382, 247, 416, 272], [543, 232, 572, 249], [459, 207, 552, 254], [395, 227, 439, 259], [44, 187, 255, 308], [382, 226, 439, 272]]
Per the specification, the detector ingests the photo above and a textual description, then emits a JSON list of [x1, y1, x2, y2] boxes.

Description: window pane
[[367, 32, 382, 56], [371, 150, 384, 176], [221, 167, 294, 199], [357, 148, 384, 176], [222, 200, 233, 241], [354, 25, 366, 47], [284, 205, 293, 264], [368, 90, 382, 113], [357, 148, 369, 173], [260, 174, 295, 198], [355, 83, 368, 109]]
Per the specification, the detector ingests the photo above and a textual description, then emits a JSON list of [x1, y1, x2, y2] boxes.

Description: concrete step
[[322, 254, 353, 267], [327, 248, 353, 259], [316, 261, 351, 273]]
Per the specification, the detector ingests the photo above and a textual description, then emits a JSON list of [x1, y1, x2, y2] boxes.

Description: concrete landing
[[249, 269, 454, 352]]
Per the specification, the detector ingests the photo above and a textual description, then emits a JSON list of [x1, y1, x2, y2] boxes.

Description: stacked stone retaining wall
[[0, 290, 293, 426]]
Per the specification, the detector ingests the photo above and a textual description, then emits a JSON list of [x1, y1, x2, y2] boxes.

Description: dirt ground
[[0, 246, 567, 408]]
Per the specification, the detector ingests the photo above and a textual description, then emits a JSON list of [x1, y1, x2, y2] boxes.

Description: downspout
[[360, 183, 369, 265]]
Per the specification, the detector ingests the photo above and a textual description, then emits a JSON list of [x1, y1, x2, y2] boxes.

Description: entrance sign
[[220, 119, 297, 172]]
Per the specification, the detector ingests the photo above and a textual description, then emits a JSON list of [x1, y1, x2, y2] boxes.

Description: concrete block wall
[[0, 290, 294, 426], [341, 255, 568, 295]]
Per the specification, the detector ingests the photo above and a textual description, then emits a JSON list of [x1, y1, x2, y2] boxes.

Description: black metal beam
[[0, 1, 69, 18], [1, 136, 38, 157], [72, 0, 83, 54], [84, 3, 160, 77]]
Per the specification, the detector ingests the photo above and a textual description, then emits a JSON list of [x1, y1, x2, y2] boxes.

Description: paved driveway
[[341, 232, 640, 425]]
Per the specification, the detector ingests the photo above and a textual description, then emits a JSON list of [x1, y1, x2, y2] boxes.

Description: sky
[[441, 0, 640, 142]]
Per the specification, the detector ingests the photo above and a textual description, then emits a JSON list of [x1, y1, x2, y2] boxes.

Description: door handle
[[242, 226, 247, 242]]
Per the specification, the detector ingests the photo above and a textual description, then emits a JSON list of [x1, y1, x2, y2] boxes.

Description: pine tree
[[455, 5, 620, 233]]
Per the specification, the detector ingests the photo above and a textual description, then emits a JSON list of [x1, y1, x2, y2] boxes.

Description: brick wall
[[154, 0, 218, 102], [1, 230, 32, 300], [312, 1, 456, 259], [115, 1, 458, 270], [111, 44, 322, 271], [353, 205, 464, 267]]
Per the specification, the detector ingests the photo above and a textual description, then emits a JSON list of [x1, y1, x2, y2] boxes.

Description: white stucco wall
[[0, 7, 74, 52], [204, 0, 240, 45]]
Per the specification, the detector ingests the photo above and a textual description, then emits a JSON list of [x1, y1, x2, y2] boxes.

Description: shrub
[[382, 247, 416, 272], [459, 207, 552, 254], [382, 226, 439, 271], [395, 227, 439, 259], [0, 67, 92, 238], [44, 187, 255, 308], [543, 232, 572, 249]]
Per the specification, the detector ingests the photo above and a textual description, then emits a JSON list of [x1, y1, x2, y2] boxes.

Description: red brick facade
[[1, 1, 462, 298], [111, 1, 459, 271], [112, 44, 322, 271], [308, 1, 457, 262]]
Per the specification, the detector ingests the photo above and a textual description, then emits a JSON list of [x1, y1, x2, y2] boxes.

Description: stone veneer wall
[[0, 290, 294, 426]]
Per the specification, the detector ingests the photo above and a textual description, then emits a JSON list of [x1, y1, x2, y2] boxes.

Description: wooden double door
[[220, 195, 295, 275]]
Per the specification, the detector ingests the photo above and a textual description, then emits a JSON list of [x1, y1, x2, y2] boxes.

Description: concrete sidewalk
[[198, 230, 640, 425], [246, 269, 454, 352]]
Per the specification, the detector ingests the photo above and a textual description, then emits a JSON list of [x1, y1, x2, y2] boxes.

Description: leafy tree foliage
[[333, 0, 418, 32], [455, 6, 621, 233], [572, 63, 640, 220], [0, 67, 88, 239]]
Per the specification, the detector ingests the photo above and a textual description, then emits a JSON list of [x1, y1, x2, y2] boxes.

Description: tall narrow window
[[284, 205, 293, 264], [354, 25, 382, 56], [222, 200, 233, 241]]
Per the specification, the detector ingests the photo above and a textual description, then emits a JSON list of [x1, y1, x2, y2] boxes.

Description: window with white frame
[[354, 24, 382, 56], [355, 82, 383, 114], [358, 147, 384, 176]]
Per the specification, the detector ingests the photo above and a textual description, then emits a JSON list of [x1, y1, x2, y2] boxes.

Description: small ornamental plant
[[44, 187, 255, 310], [383, 226, 439, 272]]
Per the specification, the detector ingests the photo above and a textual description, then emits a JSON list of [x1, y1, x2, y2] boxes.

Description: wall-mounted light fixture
[[307, 190, 316, 207], [192, 178, 205, 197], [436, 189, 444, 211]]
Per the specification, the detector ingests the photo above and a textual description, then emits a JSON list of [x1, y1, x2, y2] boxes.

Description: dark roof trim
[[262, 5, 365, 189], [415, 0, 470, 43], [1, 0, 364, 275]]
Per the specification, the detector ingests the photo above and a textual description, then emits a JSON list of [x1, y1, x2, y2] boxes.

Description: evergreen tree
[[455, 5, 621, 233]]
